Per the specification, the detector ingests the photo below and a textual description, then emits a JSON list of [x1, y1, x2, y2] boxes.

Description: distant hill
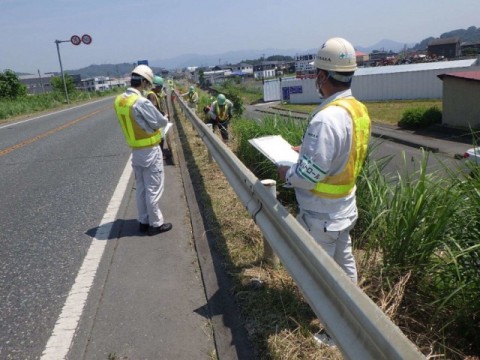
[[412, 25, 480, 51], [61, 25, 479, 76]]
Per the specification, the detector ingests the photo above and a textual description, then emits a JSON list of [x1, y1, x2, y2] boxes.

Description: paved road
[[0, 99, 248, 360]]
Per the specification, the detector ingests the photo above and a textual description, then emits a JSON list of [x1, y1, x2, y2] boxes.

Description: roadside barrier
[[173, 91, 425, 360]]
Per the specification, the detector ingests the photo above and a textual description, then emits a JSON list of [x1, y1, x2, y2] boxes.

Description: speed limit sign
[[81, 34, 92, 45], [70, 35, 81, 46]]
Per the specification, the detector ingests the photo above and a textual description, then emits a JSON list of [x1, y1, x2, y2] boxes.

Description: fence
[[173, 92, 425, 360]]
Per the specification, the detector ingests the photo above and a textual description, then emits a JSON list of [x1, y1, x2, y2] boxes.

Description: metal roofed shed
[[438, 70, 480, 129], [351, 58, 479, 101]]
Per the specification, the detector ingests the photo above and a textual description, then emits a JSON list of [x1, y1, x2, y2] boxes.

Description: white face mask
[[315, 72, 329, 98]]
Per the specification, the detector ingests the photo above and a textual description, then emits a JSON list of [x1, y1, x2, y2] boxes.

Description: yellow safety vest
[[114, 93, 161, 149], [311, 98, 371, 199], [188, 91, 197, 103], [146, 90, 160, 109], [215, 102, 230, 121]]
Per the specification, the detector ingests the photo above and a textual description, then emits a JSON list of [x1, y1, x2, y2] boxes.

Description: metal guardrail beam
[[174, 93, 425, 360]]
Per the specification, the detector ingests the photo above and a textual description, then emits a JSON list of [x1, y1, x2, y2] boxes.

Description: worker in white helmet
[[114, 65, 172, 236], [278, 36, 371, 346]]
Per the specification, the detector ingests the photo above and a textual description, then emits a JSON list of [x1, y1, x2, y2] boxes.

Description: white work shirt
[[123, 87, 169, 167], [285, 89, 358, 230]]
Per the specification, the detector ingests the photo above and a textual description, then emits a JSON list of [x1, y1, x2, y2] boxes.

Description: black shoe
[[139, 222, 149, 233], [147, 223, 172, 236]]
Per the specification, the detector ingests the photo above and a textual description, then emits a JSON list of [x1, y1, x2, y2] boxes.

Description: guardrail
[[173, 92, 425, 360]]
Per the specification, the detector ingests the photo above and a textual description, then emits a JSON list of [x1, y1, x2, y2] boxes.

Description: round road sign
[[81, 34, 92, 45], [70, 35, 81, 46]]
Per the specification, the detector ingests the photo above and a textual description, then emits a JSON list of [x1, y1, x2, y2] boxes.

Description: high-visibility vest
[[215, 101, 230, 121], [188, 91, 197, 103], [114, 93, 161, 149], [146, 90, 160, 109], [311, 98, 371, 199]]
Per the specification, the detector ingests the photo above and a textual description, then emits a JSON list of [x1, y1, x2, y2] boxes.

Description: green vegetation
[[0, 87, 124, 122], [0, 70, 27, 99], [280, 99, 443, 126], [398, 105, 442, 129], [174, 86, 479, 358]]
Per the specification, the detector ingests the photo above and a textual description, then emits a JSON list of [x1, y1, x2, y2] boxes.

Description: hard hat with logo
[[313, 37, 357, 73], [217, 93, 226, 105], [153, 75, 164, 87], [132, 64, 154, 84]]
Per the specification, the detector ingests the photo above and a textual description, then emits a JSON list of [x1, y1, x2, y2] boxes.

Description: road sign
[[70, 35, 81, 46], [81, 34, 92, 45], [137, 60, 149, 65]]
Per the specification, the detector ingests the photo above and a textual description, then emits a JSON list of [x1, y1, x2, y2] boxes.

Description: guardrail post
[[206, 123, 214, 163], [260, 179, 280, 268]]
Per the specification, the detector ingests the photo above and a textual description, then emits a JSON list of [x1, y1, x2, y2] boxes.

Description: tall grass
[[0, 88, 123, 121], [233, 115, 480, 358]]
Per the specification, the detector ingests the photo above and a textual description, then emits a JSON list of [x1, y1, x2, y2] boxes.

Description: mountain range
[[65, 26, 479, 78]]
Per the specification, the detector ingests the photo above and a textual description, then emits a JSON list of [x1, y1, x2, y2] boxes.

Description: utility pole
[[55, 39, 70, 104]]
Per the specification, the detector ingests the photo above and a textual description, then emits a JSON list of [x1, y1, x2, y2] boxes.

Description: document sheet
[[248, 135, 299, 166]]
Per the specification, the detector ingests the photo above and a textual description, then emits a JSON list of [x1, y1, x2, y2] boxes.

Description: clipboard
[[161, 122, 173, 137], [248, 135, 299, 166]]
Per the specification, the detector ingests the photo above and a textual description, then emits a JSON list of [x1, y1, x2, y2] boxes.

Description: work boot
[[148, 223, 173, 236], [138, 222, 149, 233]]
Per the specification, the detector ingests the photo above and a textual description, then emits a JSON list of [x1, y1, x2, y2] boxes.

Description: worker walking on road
[[181, 85, 199, 112], [278, 37, 371, 345], [114, 65, 173, 236], [208, 93, 234, 143]]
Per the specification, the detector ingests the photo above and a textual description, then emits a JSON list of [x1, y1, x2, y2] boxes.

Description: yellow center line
[[0, 105, 111, 158]]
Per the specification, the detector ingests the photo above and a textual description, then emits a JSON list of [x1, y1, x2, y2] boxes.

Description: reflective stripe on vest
[[114, 93, 161, 149], [215, 102, 229, 121], [311, 98, 371, 199]]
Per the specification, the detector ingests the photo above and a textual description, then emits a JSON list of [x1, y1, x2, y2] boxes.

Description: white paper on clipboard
[[248, 135, 299, 166], [161, 122, 173, 137]]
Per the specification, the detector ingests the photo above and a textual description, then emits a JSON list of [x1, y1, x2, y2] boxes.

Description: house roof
[[437, 71, 480, 81], [428, 37, 460, 46]]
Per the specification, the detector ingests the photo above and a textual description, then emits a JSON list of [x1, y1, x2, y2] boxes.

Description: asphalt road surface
[[0, 98, 130, 359]]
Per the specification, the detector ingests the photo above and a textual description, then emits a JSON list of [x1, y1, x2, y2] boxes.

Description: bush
[[398, 106, 442, 129]]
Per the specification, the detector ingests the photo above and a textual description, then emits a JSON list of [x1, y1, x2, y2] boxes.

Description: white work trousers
[[297, 211, 358, 283], [133, 157, 164, 227]]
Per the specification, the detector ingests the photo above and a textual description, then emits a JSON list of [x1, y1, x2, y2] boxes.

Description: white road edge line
[[41, 154, 132, 360]]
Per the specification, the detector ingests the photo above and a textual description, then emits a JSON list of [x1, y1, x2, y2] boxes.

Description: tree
[[0, 70, 27, 99], [50, 73, 76, 94]]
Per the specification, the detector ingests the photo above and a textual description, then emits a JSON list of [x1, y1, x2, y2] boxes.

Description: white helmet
[[132, 64, 154, 84], [313, 37, 357, 72]]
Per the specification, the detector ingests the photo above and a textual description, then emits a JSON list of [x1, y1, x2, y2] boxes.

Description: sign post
[[54, 34, 93, 104]]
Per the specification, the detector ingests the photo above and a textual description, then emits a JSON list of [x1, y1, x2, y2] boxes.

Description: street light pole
[[55, 39, 70, 104]]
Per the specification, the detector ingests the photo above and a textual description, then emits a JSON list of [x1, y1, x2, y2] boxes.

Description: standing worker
[[147, 75, 169, 117], [208, 93, 233, 143], [146, 75, 171, 159], [278, 37, 371, 345], [114, 65, 173, 236], [181, 85, 199, 112]]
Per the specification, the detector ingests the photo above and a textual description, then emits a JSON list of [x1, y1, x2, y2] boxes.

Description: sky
[[1, 0, 479, 74]]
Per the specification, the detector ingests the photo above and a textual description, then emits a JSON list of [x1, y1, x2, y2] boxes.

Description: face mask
[[315, 72, 328, 98]]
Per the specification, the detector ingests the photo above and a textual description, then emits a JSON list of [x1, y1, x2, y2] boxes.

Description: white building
[[82, 76, 127, 92], [263, 58, 480, 103]]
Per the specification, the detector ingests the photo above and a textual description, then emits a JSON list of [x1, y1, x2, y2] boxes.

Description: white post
[[260, 179, 280, 268], [206, 123, 214, 163]]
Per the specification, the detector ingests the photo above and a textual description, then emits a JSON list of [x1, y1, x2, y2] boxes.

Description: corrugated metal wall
[[263, 60, 480, 103]]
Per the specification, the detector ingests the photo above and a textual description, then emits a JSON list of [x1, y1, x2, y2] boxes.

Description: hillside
[[412, 25, 480, 50]]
